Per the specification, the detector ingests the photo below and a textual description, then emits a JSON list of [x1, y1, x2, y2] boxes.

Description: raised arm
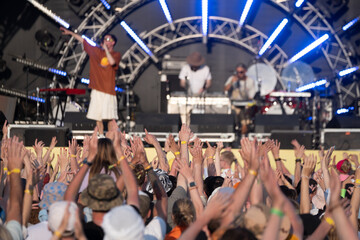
[[68, 138, 80, 173], [291, 139, 305, 187], [350, 166, 360, 230], [300, 154, 316, 214], [60, 27, 84, 43], [143, 129, 169, 172], [189, 138, 206, 199]]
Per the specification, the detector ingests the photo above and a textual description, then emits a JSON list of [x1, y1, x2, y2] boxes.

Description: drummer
[[224, 63, 256, 136]]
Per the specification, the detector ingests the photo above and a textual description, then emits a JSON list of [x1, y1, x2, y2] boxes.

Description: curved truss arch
[[119, 16, 288, 87]]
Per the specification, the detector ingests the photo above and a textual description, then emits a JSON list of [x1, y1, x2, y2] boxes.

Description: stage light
[[35, 30, 55, 49], [81, 78, 123, 92], [120, 21, 153, 57], [99, 0, 110, 10], [288, 33, 329, 63], [202, 0, 208, 37], [48, 68, 67, 76], [295, 0, 305, 8], [27, 0, 70, 29], [336, 106, 354, 115], [258, 18, 288, 56], [295, 79, 327, 92], [82, 35, 96, 46], [159, 0, 173, 24], [342, 16, 360, 31], [239, 0, 254, 28], [338, 66, 359, 77], [29, 96, 45, 103]]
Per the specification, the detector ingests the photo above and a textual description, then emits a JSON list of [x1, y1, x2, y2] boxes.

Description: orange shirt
[[165, 225, 187, 240], [83, 40, 121, 96]]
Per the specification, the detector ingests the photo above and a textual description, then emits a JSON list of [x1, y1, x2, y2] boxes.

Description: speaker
[[322, 129, 360, 150], [326, 115, 360, 128], [270, 130, 313, 149], [0, 95, 16, 123], [190, 114, 234, 133], [134, 113, 181, 132], [24, 127, 71, 147], [254, 114, 299, 133], [64, 112, 96, 130]]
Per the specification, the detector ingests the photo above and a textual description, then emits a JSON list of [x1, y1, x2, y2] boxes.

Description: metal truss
[[270, 0, 356, 107], [119, 16, 289, 88]]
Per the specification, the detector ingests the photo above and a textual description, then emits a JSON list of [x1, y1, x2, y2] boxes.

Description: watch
[[189, 181, 196, 188], [83, 158, 93, 167]]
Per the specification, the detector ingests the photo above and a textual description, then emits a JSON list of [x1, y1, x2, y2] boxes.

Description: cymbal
[[247, 63, 277, 96], [281, 61, 315, 92]]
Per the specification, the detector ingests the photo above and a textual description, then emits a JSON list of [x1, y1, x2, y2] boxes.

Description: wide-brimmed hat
[[48, 201, 78, 237], [39, 182, 67, 210], [80, 174, 123, 211], [186, 52, 205, 67]]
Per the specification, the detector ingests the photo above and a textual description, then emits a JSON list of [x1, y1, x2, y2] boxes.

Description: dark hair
[[220, 227, 257, 240], [101, 34, 117, 45], [132, 164, 146, 186], [204, 176, 224, 197], [345, 183, 354, 199], [280, 185, 297, 200], [235, 63, 247, 70]]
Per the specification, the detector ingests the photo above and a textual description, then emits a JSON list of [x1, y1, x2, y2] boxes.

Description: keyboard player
[[224, 63, 256, 136]]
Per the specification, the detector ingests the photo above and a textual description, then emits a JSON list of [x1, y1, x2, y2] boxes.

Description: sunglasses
[[237, 71, 245, 74], [104, 37, 114, 42]]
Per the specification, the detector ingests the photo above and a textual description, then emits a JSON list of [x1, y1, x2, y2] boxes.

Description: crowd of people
[[0, 119, 359, 239]]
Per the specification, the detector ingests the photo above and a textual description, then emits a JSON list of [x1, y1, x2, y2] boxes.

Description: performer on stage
[[224, 63, 256, 136], [60, 28, 121, 137], [179, 52, 212, 96]]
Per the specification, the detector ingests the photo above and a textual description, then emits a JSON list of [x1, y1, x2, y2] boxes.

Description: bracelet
[[301, 175, 310, 179], [3, 167, 8, 172], [355, 179, 360, 184], [295, 158, 301, 163], [207, 156, 214, 159], [144, 165, 152, 171], [7, 168, 21, 175], [24, 189, 33, 195], [324, 217, 335, 227], [275, 158, 281, 162], [340, 189, 346, 198], [174, 152, 180, 156], [181, 141, 187, 145], [248, 169, 258, 177], [70, 154, 77, 158], [54, 230, 62, 238], [189, 186, 198, 191], [270, 208, 284, 217]]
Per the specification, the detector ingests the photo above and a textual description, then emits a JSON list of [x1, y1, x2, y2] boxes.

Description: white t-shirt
[[26, 221, 52, 240], [179, 64, 212, 96], [144, 216, 167, 240], [225, 76, 256, 100]]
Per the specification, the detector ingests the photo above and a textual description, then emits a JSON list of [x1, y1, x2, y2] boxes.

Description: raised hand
[[2, 120, 8, 139], [88, 127, 99, 161], [49, 137, 58, 150], [143, 129, 159, 146], [302, 154, 316, 178], [349, 154, 360, 169], [239, 137, 252, 163], [68, 139, 78, 156], [179, 124, 193, 142], [204, 141, 216, 159], [168, 134, 180, 154], [271, 139, 281, 159], [7, 136, 25, 171], [189, 138, 203, 165], [33, 139, 44, 162], [58, 148, 69, 172], [175, 157, 193, 181]]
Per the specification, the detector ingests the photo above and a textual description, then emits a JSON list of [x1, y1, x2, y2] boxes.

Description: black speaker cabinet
[[270, 130, 313, 149], [255, 114, 300, 133], [64, 112, 96, 130], [190, 114, 234, 133], [326, 115, 360, 128], [134, 113, 181, 132]]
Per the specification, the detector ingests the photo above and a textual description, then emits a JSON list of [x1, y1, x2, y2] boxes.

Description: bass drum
[[247, 63, 277, 96]]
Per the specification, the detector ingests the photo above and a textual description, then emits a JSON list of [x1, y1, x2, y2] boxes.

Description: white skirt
[[87, 89, 118, 121]]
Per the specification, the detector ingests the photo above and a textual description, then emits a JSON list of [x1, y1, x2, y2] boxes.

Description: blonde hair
[[221, 151, 235, 166], [172, 198, 196, 227]]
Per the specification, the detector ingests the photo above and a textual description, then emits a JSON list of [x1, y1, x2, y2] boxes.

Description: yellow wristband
[[174, 152, 180, 156], [144, 165, 152, 171], [54, 230, 62, 238], [181, 141, 187, 145], [324, 217, 335, 227], [70, 154, 77, 158], [248, 169, 258, 177], [117, 156, 125, 164], [207, 156, 214, 159], [355, 179, 360, 184], [3, 167, 8, 172], [24, 189, 33, 195], [7, 168, 21, 175]]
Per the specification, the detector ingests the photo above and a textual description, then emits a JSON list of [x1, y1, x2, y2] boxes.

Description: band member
[[61, 28, 121, 137]]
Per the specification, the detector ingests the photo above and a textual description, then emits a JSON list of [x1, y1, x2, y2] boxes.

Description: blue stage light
[[48, 68, 67, 76], [120, 21, 153, 57], [295, 79, 327, 92], [159, 0, 173, 24], [258, 18, 288, 56], [239, 0, 254, 28], [342, 16, 359, 31], [338, 66, 359, 77], [29, 96, 46, 103], [202, 0, 208, 36], [82, 35, 97, 47], [295, 0, 305, 8], [99, 0, 110, 10], [27, 0, 70, 29], [336, 106, 354, 115], [288, 33, 329, 63], [115, 87, 124, 93]]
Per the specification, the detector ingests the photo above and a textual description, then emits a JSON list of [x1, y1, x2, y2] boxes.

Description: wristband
[[248, 169, 258, 177], [70, 154, 77, 158], [340, 189, 346, 198], [144, 165, 152, 171], [189, 186, 198, 191], [270, 208, 284, 217], [355, 179, 360, 184], [174, 152, 180, 156], [3, 167, 8, 172], [181, 141, 187, 145], [207, 156, 214, 159], [7, 168, 21, 175], [54, 230, 62, 238], [295, 158, 301, 163], [324, 217, 335, 227], [275, 158, 281, 162], [24, 189, 33, 195]]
